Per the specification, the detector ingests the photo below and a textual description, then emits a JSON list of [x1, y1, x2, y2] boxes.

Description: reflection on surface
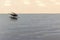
[[0, 14, 60, 40]]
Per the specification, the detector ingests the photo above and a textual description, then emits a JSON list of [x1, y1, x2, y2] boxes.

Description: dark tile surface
[[0, 14, 60, 40]]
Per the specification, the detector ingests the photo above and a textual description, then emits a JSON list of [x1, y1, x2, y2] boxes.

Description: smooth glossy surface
[[0, 14, 60, 40]]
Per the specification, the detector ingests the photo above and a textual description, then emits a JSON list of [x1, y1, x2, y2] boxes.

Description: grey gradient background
[[0, 14, 60, 40]]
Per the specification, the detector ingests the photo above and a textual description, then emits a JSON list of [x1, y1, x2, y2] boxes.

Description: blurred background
[[0, 0, 60, 13]]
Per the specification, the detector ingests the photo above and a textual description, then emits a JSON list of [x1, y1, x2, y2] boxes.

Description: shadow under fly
[[10, 16, 17, 19]]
